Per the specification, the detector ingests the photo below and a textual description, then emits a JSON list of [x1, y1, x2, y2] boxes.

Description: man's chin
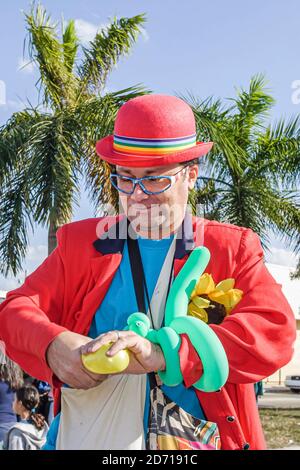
[[124, 202, 184, 238], [126, 214, 170, 237], [127, 215, 166, 229]]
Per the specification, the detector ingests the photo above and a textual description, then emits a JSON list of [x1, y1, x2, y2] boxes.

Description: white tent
[[265, 263, 300, 382], [266, 263, 300, 319]]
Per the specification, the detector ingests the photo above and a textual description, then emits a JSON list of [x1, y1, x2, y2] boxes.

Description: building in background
[[265, 263, 300, 384]]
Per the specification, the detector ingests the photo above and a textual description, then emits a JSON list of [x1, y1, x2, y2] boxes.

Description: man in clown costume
[[0, 95, 296, 450]]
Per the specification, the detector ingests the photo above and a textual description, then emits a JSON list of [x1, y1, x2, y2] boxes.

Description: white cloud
[[74, 19, 108, 44], [0, 98, 24, 111], [0, 276, 21, 292], [0, 245, 47, 293], [7, 99, 24, 110], [140, 26, 150, 42], [265, 247, 298, 268], [17, 57, 35, 74], [27, 245, 47, 263]]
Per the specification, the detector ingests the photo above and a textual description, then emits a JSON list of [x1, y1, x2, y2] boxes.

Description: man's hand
[[46, 331, 109, 389], [80, 330, 166, 375]]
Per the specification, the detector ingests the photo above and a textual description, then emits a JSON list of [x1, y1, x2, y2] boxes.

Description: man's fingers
[[62, 354, 109, 389], [107, 335, 142, 357], [81, 331, 118, 354], [79, 352, 109, 382], [81, 330, 134, 355]]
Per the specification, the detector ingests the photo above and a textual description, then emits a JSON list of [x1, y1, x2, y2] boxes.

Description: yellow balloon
[[81, 343, 130, 374]]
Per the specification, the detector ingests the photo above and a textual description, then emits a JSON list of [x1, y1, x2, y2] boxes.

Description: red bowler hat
[[95, 94, 213, 167]]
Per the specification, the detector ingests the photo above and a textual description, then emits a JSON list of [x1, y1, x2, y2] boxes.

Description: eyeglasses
[[110, 164, 190, 195]]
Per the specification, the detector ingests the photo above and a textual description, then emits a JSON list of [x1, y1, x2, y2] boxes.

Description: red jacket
[[0, 216, 296, 450]]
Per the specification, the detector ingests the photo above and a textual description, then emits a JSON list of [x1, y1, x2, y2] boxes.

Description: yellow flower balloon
[[215, 278, 235, 292], [192, 296, 211, 309], [209, 287, 243, 314], [188, 302, 209, 323], [188, 274, 244, 320], [195, 273, 215, 296]]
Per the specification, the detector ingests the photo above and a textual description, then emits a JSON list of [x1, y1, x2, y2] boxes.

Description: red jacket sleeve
[[179, 228, 296, 385], [179, 333, 203, 388], [0, 227, 68, 384]]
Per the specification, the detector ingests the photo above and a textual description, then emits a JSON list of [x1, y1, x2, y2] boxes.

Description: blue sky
[[0, 0, 299, 288]]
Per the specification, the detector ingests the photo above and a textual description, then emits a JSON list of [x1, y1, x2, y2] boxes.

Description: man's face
[[115, 162, 199, 238]]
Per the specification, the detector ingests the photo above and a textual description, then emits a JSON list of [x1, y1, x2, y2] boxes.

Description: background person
[[0, 356, 23, 445], [3, 385, 49, 450]]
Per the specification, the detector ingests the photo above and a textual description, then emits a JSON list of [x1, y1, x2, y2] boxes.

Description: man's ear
[[187, 164, 199, 190]]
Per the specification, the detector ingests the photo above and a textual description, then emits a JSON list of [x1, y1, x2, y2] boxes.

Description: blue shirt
[[43, 236, 205, 449]]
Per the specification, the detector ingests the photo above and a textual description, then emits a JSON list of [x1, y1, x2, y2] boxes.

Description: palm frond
[[229, 74, 274, 148], [77, 14, 146, 98], [25, 3, 73, 108], [232, 74, 274, 122], [253, 116, 300, 183], [184, 97, 247, 177], [0, 109, 42, 182], [193, 178, 223, 220], [259, 188, 300, 251], [25, 113, 80, 227], [62, 19, 79, 74], [0, 162, 33, 276]]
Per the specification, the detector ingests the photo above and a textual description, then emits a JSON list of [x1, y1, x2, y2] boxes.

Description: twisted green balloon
[[165, 247, 211, 324], [126, 246, 229, 392]]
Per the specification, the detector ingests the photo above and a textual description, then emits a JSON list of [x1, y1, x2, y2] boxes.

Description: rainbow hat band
[[96, 95, 213, 168], [113, 133, 197, 156]]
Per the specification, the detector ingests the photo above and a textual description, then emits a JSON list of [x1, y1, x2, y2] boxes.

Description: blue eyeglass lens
[[110, 175, 133, 193], [111, 175, 171, 194]]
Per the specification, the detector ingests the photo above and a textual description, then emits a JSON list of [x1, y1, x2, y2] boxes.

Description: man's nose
[[130, 183, 149, 202]]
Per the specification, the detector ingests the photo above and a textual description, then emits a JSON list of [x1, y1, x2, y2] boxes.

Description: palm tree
[[184, 75, 300, 275], [0, 4, 148, 276]]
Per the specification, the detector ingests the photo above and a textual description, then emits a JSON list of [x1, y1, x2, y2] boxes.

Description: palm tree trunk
[[48, 221, 59, 255]]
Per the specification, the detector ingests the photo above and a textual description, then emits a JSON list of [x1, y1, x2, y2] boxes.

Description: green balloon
[[170, 316, 229, 391], [156, 327, 183, 386], [127, 313, 150, 337], [125, 245, 229, 392], [165, 247, 211, 325]]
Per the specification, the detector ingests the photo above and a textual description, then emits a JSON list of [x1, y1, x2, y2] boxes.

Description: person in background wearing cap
[[0, 95, 296, 450]]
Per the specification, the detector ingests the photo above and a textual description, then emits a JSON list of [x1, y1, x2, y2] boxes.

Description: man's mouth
[[128, 204, 154, 212]]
